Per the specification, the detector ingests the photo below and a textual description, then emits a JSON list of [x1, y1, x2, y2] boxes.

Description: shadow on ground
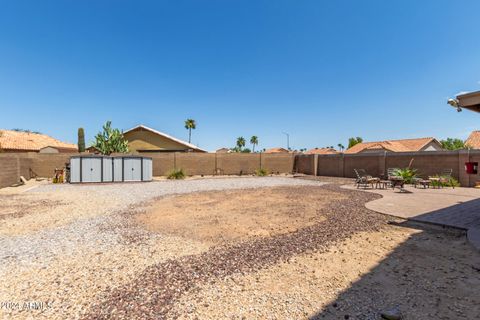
[[310, 220, 480, 320]]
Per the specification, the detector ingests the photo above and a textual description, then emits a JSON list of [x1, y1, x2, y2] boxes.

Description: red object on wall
[[465, 162, 478, 174]]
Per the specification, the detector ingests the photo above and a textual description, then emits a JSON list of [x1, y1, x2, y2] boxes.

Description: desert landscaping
[[1, 176, 479, 320]]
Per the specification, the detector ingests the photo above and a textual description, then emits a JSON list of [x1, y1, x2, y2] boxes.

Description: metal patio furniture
[[354, 169, 380, 189]]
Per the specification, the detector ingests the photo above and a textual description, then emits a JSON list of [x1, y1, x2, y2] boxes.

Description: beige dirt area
[[136, 187, 342, 245]]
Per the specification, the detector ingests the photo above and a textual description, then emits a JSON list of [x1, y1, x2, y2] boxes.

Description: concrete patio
[[343, 184, 480, 250]]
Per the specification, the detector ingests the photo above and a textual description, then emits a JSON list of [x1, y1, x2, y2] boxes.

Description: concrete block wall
[[29, 153, 76, 177], [175, 153, 216, 176], [0, 152, 297, 188], [0, 156, 23, 188], [295, 150, 480, 187], [216, 153, 261, 175], [0, 153, 35, 188], [295, 155, 315, 175], [261, 153, 295, 174], [149, 153, 176, 176]]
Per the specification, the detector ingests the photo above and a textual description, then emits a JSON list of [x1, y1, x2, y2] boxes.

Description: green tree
[[348, 136, 363, 149], [184, 119, 196, 143], [77, 128, 85, 152], [236, 136, 246, 150], [440, 138, 467, 150], [93, 121, 129, 155], [337, 143, 345, 151], [250, 136, 259, 152]]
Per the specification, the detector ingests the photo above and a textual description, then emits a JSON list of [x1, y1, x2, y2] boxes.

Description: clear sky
[[1, 0, 479, 151]]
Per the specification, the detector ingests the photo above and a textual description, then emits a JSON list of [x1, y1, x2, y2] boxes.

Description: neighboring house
[[466, 131, 480, 149], [264, 147, 290, 154], [0, 129, 77, 153], [305, 147, 339, 155], [123, 125, 206, 153], [345, 137, 443, 154], [216, 148, 230, 153]]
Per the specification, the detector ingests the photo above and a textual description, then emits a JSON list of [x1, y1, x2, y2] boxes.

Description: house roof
[[264, 147, 290, 154], [305, 147, 339, 155], [123, 125, 206, 152], [466, 131, 480, 149], [456, 91, 480, 112], [345, 137, 439, 154], [0, 129, 77, 152]]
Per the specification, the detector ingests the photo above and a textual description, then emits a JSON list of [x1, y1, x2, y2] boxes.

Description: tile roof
[[305, 148, 339, 155], [0, 130, 77, 152], [466, 131, 480, 149], [345, 137, 439, 154], [264, 147, 290, 154]]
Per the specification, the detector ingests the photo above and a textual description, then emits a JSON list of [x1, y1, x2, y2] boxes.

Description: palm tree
[[236, 137, 246, 150], [250, 136, 259, 152], [184, 119, 196, 143], [337, 143, 345, 151]]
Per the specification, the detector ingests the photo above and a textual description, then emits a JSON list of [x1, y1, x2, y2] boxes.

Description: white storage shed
[[69, 155, 152, 183]]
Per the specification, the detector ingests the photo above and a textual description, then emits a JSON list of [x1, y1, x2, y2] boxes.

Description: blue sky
[[1, 0, 479, 151]]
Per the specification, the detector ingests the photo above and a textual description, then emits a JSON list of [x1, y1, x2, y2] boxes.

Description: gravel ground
[[84, 184, 387, 319], [2, 176, 479, 320], [0, 177, 322, 320]]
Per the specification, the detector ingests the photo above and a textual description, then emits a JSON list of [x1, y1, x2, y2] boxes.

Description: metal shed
[[69, 155, 152, 183]]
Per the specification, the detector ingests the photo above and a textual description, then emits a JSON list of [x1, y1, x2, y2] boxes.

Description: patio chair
[[438, 169, 454, 188], [354, 169, 379, 189], [413, 176, 430, 189]]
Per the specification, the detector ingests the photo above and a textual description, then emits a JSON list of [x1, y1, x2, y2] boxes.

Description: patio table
[[389, 177, 405, 191]]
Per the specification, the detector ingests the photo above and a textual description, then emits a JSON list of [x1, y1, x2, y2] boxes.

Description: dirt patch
[[136, 186, 344, 244]]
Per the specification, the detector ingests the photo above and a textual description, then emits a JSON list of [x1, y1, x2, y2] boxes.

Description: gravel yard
[[1, 176, 479, 319]]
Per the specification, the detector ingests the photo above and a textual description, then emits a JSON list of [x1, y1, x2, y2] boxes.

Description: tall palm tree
[[184, 119, 196, 143], [337, 143, 345, 151], [236, 136, 246, 150], [250, 136, 259, 152]]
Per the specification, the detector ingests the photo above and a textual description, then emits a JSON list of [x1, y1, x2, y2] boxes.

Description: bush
[[430, 175, 460, 188], [393, 168, 417, 184], [167, 168, 185, 180], [255, 168, 268, 176]]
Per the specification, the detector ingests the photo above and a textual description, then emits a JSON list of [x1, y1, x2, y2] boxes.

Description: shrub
[[167, 168, 185, 180], [430, 175, 460, 188], [393, 168, 417, 184], [255, 168, 268, 176], [93, 121, 129, 155]]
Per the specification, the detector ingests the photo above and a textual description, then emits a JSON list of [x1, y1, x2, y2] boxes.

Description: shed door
[[123, 158, 142, 181], [81, 158, 92, 182], [114, 158, 123, 182], [123, 159, 133, 181], [70, 158, 81, 183], [81, 158, 102, 182], [142, 158, 152, 181], [103, 158, 113, 182]]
